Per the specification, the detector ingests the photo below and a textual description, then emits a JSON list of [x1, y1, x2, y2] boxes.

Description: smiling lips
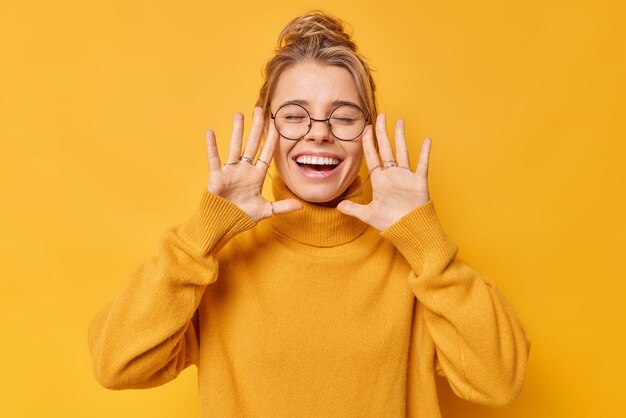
[[292, 152, 343, 178]]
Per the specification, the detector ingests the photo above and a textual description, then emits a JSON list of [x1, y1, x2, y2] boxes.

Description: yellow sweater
[[88, 176, 530, 418]]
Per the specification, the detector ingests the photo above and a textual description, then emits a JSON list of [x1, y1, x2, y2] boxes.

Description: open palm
[[337, 114, 431, 231], [205, 107, 302, 222]]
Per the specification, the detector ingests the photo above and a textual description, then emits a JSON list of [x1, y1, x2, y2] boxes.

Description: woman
[[88, 11, 530, 417]]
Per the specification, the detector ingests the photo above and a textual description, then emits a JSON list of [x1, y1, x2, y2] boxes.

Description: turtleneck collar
[[268, 172, 370, 247]]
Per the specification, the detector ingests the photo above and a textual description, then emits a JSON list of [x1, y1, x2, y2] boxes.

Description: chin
[[276, 156, 361, 205]]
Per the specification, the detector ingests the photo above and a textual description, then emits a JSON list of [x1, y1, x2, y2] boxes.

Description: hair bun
[[277, 11, 357, 52], [257, 10, 377, 126]]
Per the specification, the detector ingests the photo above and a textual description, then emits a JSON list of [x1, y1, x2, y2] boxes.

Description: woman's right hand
[[205, 107, 302, 222]]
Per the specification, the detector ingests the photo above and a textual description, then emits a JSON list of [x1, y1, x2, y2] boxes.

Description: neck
[[268, 174, 370, 247]]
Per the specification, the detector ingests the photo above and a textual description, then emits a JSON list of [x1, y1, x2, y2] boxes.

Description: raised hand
[[337, 113, 432, 231], [205, 107, 302, 222]]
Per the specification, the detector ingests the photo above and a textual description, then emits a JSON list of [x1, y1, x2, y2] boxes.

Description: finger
[[416, 137, 432, 179], [394, 119, 411, 169], [336, 200, 369, 224], [227, 112, 244, 163], [256, 120, 279, 169], [205, 130, 222, 173], [266, 199, 303, 218], [361, 125, 381, 172], [375, 113, 395, 163], [242, 107, 264, 159]]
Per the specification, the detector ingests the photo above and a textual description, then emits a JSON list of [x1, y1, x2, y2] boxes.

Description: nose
[[304, 118, 334, 143]]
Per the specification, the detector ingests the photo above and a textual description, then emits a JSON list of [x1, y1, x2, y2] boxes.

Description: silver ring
[[225, 160, 240, 166], [383, 160, 398, 169], [369, 164, 381, 174], [269, 202, 275, 216], [256, 158, 269, 167], [241, 156, 254, 165]]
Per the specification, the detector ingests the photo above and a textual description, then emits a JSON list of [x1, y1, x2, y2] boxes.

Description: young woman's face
[[269, 62, 366, 205]]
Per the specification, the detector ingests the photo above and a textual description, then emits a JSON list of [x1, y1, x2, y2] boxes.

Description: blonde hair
[[256, 11, 377, 123]]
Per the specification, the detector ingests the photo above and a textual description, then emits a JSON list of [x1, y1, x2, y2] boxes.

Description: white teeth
[[295, 155, 340, 165]]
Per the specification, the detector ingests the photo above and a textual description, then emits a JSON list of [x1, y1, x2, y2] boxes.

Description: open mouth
[[294, 155, 342, 172]]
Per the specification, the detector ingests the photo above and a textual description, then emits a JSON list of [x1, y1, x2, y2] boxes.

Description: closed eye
[[331, 117, 357, 125], [282, 115, 308, 122]]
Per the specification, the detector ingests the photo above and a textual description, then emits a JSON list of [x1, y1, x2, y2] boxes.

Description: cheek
[[346, 145, 364, 168], [274, 139, 293, 171], [340, 147, 364, 185]]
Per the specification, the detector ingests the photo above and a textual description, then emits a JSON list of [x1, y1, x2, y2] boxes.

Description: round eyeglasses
[[271, 103, 369, 141]]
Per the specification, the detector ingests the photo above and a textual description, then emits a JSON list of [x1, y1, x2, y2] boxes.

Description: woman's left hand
[[337, 113, 432, 231]]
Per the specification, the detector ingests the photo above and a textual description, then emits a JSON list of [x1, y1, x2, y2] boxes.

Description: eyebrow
[[278, 99, 362, 109]]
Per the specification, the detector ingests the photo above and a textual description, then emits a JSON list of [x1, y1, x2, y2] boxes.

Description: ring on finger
[[241, 156, 255, 165], [269, 201, 275, 216], [225, 159, 240, 166], [256, 158, 269, 167], [383, 160, 398, 169]]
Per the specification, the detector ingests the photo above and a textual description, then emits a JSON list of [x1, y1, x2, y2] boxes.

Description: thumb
[[336, 200, 369, 224]]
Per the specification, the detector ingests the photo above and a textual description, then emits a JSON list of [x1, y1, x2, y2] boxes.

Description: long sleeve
[[381, 200, 530, 407], [87, 190, 256, 390]]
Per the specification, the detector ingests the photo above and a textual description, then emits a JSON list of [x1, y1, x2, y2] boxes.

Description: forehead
[[271, 62, 362, 110]]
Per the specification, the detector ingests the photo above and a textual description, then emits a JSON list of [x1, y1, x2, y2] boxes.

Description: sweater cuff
[[380, 200, 457, 275], [181, 190, 257, 254]]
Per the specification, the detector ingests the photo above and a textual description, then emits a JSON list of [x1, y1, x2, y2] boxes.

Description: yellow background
[[1, 0, 624, 417]]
